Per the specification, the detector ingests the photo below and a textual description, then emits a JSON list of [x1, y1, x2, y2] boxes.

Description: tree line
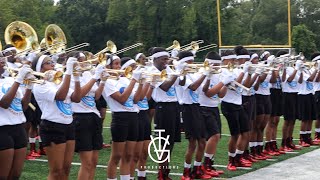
[[0, 0, 319, 58]]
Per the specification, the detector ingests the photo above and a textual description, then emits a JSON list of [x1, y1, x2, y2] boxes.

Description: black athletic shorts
[[255, 94, 272, 115], [270, 88, 283, 116], [182, 104, 207, 139], [95, 96, 107, 111], [315, 91, 320, 120], [74, 113, 103, 152], [39, 120, 75, 147], [242, 95, 256, 123], [283, 92, 298, 121], [200, 106, 221, 139], [137, 110, 151, 141], [111, 112, 138, 142], [0, 124, 27, 150], [148, 97, 157, 110], [24, 94, 42, 128], [221, 101, 250, 136], [154, 102, 180, 149], [298, 94, 316, 121]]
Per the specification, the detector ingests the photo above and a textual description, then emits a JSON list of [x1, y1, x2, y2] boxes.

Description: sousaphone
[[4, 21, 39, 53], [45, 24, 67, 54]]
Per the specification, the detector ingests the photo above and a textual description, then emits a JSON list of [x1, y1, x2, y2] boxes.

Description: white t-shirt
[[151, 66, 178, 103], [271, 76, 282, 89], [255, 73, 272, 95], [221, 68, 243, 105], [0, 77, 26, 126], [102, 77, 139, 112], [241, 72, 257, 96], [133, 83, 149, 111], [199, 74, 220, 107], [33, 81, 74, 124], [311, 68, 320, 92], [180, 73, 202, 105], [282, 67, 299, 93], [298, 71, 314, 95], [71, 72, 100, 117]]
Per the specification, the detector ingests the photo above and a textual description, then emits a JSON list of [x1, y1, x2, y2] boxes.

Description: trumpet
[[4, 67, 44, 84], [141, 70, 167, 82], [104, 66, 133, 79]]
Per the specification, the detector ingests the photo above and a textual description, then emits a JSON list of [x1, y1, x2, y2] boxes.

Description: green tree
[[292, 24, 316, 58]]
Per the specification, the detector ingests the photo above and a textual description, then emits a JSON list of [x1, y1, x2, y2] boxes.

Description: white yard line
[[29, 159, 235, 177]]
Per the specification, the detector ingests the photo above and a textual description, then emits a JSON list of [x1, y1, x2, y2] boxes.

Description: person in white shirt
[[2, 45, 20, 77], [103, 56, 143, 180], [68, 51, 107, 180], [0, 57, 32, 180], [265, 51, 287, 156], [33, 55, 82, 180], [200, 51, 230, 176], [311, 53, 320, 144], [296, 59, 318, 147], [254, 55, 277, 158], [280, 56, 302, 151], [220, 49, 252, 171], [177, 51, 213, 180], [148, 47, 180, 179]]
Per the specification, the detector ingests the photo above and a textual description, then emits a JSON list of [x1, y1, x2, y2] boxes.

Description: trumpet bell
[[4, 21, 39, 53], [45, 24, 67, 54]]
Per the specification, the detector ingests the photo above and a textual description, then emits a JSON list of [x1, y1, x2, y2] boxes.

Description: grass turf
[[21, 113, 319, 179]]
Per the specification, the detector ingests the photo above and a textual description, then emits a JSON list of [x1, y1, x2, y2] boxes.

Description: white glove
[[221, 75, 234, 85], [100, 71, 110, 83], [255, 67, 264, 75], [65, 57, 78, 75], [295, 60, 303, 71], [93, 64, 105, 80], [317, 60, 320, 71], [175, 62, 187, 72], [248, 67, 256, 75], [203, 68, 210, 76], [132, 69, 143, 81], [15, 65, 32, 84], [26, 83, 34, 90], [242, 61, 252, 73]]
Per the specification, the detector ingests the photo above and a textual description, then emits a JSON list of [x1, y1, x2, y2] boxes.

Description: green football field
[[21, 112, 320, 180]]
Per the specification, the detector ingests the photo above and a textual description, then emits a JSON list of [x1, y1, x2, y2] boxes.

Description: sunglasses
[[43, 61, 55, 65]]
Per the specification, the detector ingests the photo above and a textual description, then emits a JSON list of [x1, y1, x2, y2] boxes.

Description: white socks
[[137, 170, 146, 177]]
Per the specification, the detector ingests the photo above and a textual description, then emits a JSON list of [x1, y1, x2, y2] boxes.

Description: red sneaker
[[235, 157, 252, 167], [38, 148, 46, 156], [245, 154, 258, 162], [181, 168, 192, 180], [25, 154, 36, 160], [313, 138, 320, 145], [29, 150, 41, 158], [299, 141, 310, 147], [191, 166, 211, 179], [279, 146, 292, 152], [102, 143, 111, 148], [227, 162, 237, 171], [201, 165, 219, 177]]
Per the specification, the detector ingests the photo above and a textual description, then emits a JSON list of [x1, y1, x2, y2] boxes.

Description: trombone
[[94, 40, 143, 57]]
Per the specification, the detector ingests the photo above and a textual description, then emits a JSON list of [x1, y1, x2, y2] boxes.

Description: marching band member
[[0, 56, 32, 180], [68, 51, 106, 180], [103, 56, 143, 180], [33, 55, 81, 180], [149, 47, 180, 179], [200, 51, 230, 176], [130, 56, 153, 180], [280, 56, 301, 151], [177, 51, 212, 179], [265, 51, 286, 155], [297, 59, 318, 147], [311, 53, 320, 144], [234, 46, 256, 163], [254, 55, 277, 158], [244, 53, 261, 161], [220, 50, 251, 171]]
